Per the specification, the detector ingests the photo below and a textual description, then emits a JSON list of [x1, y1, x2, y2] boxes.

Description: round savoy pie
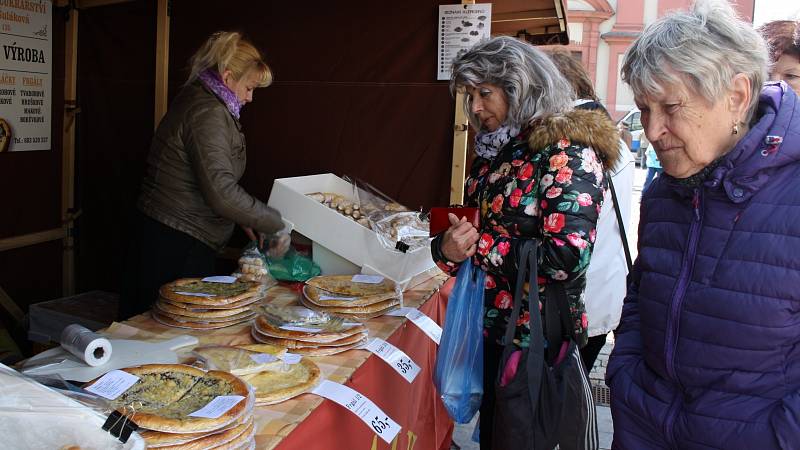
[[302, 284, 397, 307], [250, 326, 367, 349], [153, 311, 254, 330], [159, 295, 263, 311], [305, 275, 396, 297], [155, 300, 255, 318], [84, 364, 251, 433], [153, 417, 254, 450], [250, 327, 368, 356], [241, 358, 321, 405], [160, 278, 263, 306], [140, 415, 252, 448], [253, 315, 366, 343]]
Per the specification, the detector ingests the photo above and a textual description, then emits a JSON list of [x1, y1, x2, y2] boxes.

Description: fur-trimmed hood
[[528, 109, 621, 171]]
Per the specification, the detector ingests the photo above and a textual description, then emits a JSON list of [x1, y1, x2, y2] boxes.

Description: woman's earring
[[732, 122, 739, 135]]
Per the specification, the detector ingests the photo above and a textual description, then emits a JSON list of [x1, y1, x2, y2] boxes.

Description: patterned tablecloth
[[104, 274, 449, 449]]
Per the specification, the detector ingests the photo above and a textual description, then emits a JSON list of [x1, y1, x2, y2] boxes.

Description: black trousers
[[479, 339, 504, 449], [579, 333, 608, 373], [120, 212, 217, 320]]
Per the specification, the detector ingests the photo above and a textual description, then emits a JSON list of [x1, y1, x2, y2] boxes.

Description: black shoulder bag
[[491, 240, 599, 450]]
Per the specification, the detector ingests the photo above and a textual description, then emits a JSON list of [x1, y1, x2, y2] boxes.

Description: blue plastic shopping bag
[[434, 262, 485, 423]]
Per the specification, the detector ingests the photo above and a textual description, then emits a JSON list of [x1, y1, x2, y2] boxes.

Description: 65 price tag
[[365, 338, 421, 383], [312, 380, 401, 444]]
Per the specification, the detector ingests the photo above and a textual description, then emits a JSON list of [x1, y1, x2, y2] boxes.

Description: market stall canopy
[[491, 0, 569, 45]]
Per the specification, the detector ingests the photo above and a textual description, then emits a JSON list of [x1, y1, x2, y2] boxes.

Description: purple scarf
[[198, 69, 241, 119]]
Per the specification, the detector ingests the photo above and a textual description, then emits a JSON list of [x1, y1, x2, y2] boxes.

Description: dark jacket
[[434, 109, 620, 347], [138, 81, 282, 251], [607, 83, 800, 449]]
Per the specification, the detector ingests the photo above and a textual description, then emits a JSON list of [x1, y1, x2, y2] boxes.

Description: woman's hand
[[440, 213, 479, 263], [266, 233, 291, 259], [241, 225, 266, 249]]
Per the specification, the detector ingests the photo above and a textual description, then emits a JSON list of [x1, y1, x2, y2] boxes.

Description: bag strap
[[607, 175, 633, 272], [505, 240, 538, 347], [504, 240, 546, 405], [544, 283, 574, 362]]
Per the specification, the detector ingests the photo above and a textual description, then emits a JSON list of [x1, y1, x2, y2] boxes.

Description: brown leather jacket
[[138, 81, 282, 251]]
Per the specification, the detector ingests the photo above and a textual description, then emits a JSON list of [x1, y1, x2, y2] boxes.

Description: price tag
[[250, 353, 279, 364], [406, 309, 442, 345], [280, 352, 302, 364], [85, 370, 140, 400], [318, 295, 356, 302], [174, 291, 217, 298], [311, 380, 401, 444], [279, 325, 322, 333], [384, 307, 415, 317], [351, 274, 385, 284], [201, 276, 238, 284], [188, 395, 245, 419], [365, 338, 420, 383]]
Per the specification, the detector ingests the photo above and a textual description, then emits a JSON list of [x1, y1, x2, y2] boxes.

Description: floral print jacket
[[434, 109, 621, 348]]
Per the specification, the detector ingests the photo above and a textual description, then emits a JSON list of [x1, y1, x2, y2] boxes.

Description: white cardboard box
[[268, 173, 439, 289]]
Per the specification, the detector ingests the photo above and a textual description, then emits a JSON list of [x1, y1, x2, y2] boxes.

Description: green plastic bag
[[267, 248, 321, 282]]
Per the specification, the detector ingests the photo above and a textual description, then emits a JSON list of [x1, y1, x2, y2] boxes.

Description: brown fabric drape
[[4, 0, 459, 305]]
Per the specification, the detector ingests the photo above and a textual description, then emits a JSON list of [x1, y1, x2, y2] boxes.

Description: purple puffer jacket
[[607, 83, 800, 450]]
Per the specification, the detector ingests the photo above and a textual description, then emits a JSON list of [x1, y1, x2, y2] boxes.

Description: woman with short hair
[[433, 36, 620, 448], [757, 19, 800, 93], [607, 1, 800, 448]]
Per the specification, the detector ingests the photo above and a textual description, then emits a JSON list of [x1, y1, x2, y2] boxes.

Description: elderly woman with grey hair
[[607, 1, 800, 449], [431, 36, 620, 448]]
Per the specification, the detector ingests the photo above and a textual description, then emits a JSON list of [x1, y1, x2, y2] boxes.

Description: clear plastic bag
[[433, 263, 486, 423], [0, 363, 145, 449], [341, 175, 409, 217], [234, 241, 278, 289], [192, 345, 286, 376], [341, 175, 431, 252], [367, 210, 430, 252]]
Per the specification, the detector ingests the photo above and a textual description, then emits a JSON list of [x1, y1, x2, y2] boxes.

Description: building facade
[[561, 0, 755, 120]]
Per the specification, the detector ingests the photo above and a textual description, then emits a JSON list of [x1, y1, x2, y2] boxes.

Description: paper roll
[[60, 324, 112, 367]]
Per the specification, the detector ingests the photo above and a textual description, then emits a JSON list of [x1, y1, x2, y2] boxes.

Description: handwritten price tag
[[311, 380, 401, 444], [365, 338, 420, 383], [405, 309, 442, 345]]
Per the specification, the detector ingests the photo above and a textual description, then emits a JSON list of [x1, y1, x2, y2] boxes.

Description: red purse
[[429, 207, 480, 237]]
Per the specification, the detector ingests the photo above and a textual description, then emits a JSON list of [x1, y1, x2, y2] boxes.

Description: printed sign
[[437, 3, 492, 80], [0, 0, 52, 151]]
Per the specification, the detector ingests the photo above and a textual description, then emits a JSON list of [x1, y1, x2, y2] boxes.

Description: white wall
[[644, 0, 658, 25], [615, 53, 635, 111], [569, 22, 584, 44], [595, 1, 618, 105], [569, 0, 595, 11]]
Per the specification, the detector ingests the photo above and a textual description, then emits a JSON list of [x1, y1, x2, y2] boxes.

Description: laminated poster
[[437, 3, 492, 81], [0, 0, 52, 152]]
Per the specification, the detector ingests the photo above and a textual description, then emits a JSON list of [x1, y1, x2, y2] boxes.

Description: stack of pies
[[193, 344, 321, 406], [251, 305, 369, 356], [152, 278, 264, 329], [85, 364, 256, 449], [300, 275, 400, 320]]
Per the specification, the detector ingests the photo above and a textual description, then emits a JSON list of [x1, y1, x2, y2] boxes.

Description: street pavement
[[450, 166, 649, 450]]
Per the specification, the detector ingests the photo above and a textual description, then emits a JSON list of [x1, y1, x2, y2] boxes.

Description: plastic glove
[[266, 233, 291, 259]]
